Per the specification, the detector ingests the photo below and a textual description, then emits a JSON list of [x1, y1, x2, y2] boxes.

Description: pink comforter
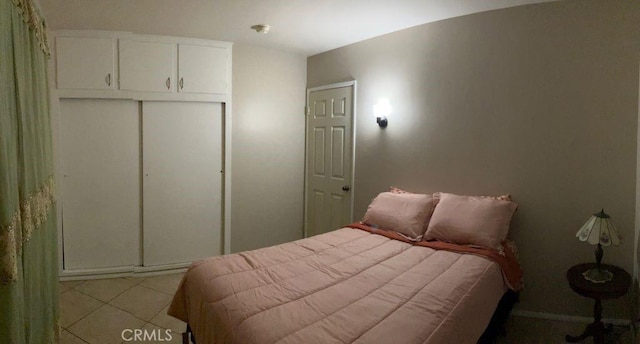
[[168, 227, 508, 344]]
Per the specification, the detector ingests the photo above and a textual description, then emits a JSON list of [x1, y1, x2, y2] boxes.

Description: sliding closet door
[[59, 99, 140, 270], [142, 101, 223, 266]]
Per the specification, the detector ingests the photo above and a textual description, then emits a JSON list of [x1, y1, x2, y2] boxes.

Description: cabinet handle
[[105, 73, 111, 87], [166, 77, 171, 90], [179, 77, 184, 90]]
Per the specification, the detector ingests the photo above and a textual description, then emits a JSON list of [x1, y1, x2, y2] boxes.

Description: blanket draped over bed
[[169, 226, 522, 344]]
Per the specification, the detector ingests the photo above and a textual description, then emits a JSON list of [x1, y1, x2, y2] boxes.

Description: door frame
[[303, 80, 357, 238]]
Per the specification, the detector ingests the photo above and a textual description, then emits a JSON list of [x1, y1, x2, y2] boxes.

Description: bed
[[168, 191, 523, 344]]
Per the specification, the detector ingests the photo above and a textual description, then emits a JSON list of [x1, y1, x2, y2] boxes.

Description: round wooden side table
[[565, 263, 631, 344]]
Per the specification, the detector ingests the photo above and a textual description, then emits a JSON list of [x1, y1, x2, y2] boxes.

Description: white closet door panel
[[178, 44, 229, 95], [119, 39, 175, 92], [59, 99, 140, 270], [143, 101, 222, 266], [56, 37, 115, 90]]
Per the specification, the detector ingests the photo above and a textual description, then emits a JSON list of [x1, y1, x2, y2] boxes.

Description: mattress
[[168, 226, 511, 344]]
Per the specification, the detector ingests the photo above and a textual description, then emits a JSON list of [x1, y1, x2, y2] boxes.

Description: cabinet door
[[56, 37, 115, 90], [59, 99, 140, 270], [142, 101, 223, 266], [178, 44, 229, 95], [119, 39, 175, 92]]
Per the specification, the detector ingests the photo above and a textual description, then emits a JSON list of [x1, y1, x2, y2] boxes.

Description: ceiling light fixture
[[250, 24, 271, 34]]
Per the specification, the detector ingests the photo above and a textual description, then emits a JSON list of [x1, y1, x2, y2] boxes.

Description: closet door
[[59, 99, 140, 270], [142, 102, 223, 266]]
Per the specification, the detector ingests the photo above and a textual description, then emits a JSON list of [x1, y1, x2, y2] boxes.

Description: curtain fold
[[0, 0, 59, 342]]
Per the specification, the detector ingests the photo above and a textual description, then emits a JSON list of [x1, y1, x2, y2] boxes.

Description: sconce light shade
[[374, 99, 391, 128]]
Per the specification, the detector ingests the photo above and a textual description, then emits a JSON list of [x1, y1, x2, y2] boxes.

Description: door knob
[[342, 185, 350, 191]]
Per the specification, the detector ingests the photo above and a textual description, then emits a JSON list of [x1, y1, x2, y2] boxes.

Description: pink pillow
[[362, 192, 438, 240], [424, 193, 517, 249]]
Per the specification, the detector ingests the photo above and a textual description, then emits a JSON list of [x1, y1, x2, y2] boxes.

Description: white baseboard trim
[[133, 263, 190, 274], [59, 266, 134, 280], [59, 264, 188, 281], [512, 309, 631, 327]]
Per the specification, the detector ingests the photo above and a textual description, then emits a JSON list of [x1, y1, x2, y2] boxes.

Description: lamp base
[[582, 267, 613, 283]]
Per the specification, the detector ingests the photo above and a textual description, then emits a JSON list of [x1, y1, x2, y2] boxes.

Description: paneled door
[[142, 101, 223, 266], [305, 84, 354, 237]]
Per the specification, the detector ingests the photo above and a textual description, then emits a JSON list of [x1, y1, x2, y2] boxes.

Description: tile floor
[[59, 273, 185, 344], [59, 273, 634, 344]]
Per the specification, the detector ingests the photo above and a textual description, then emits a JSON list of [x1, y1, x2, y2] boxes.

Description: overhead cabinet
[[178, 43, 229, 94], [119, 39, 230, 95], [54, 32, 231, 99], [119, 39, 176, 93], [56, 37, 116, 90]]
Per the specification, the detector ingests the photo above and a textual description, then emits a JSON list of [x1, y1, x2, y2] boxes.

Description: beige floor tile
[[60, 280, 83, 290], [74, 278, 139, 302], [123, 276, 146, 285], [149, 305, 187, 334], [60, 330, 87, 344], [59, 289, 104, 328], [59, 282, 72, 293], [69, 304, 145, 344], [109, 285, 172, 321], [139, 273, 184, 295]]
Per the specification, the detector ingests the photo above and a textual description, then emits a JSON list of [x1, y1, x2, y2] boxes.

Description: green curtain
[[0, 0, 59, 343]]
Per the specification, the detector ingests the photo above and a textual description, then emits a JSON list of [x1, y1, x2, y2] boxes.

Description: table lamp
[[575, 209, 622, 283]]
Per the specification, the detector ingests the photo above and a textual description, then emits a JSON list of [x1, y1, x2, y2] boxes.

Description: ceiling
[[39, 0, 557, 57]]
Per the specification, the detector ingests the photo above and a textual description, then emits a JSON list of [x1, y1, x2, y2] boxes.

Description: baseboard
[[59, 264, 188, 281], [133, 263, 190, 274], [512, 309, 631, 327], [59, 266, 134, 280]]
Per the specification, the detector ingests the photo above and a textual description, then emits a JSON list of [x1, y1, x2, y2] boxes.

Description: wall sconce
[[373, 99, 391, 128]]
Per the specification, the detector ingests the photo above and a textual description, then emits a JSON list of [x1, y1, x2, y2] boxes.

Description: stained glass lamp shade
[[575, 209, 622, 283]]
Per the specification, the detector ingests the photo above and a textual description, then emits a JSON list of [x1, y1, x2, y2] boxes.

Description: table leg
[[565, 298, 606, 344]]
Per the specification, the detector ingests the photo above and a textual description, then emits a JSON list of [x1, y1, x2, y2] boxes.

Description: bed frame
[[477, 290, 519, 343], [181, 290, 519, 344]]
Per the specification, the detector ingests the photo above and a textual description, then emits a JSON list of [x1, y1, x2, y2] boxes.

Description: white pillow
[[362, 192, 437, 240]]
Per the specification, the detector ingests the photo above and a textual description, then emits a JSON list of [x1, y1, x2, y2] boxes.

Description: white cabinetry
[[142, 102, 223, 266], [59, 99, 140, 270], [53, 31, 231, 101], [56, 37, 116, 90], [119, 39, 176, 93], [178, 44, 229, 95], [118, 39, 230, 96], [57, 99, 224, 274], [53, 30, 232, 278]]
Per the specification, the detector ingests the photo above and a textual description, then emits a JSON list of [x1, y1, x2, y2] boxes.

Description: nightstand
[[565, 263, 631, 344]]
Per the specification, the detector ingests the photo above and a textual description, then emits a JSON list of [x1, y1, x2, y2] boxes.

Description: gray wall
[[308, 0, 639, 318], [231, 44, 307, 253]]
